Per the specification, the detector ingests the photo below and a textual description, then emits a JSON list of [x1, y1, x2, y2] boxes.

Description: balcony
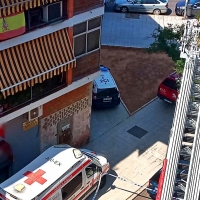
[[0, 74, 66, 117], [0, 0, 68, 42], [24, 1, 66, 32]]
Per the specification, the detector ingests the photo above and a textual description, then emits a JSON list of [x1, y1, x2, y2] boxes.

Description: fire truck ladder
[[160, 20, 200, 200]]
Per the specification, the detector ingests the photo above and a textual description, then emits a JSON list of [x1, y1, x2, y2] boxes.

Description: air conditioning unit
[[43, 1, 63, 23], [28, 106, 43, 121]]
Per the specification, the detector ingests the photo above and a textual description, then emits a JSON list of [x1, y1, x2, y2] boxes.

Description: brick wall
[[42, 83, 91, 118], [73, 50, 100, 81], [74, 0, 103, 15], [67, 0, 74, 18], [67, 27, 73, 45]]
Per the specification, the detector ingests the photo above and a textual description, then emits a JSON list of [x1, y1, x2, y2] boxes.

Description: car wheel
[[99, 175, 107, 189], [120, 6, 128, 13], [181, 10, 184, 16], [153, 9, 161, 15]]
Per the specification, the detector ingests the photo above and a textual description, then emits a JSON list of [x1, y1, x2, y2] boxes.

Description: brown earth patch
[[100, 46, 175, 114]]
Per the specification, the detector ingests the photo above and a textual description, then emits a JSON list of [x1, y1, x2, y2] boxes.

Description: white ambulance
[[0, 145, 110, 200]]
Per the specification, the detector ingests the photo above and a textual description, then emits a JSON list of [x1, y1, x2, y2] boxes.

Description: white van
[[0, 145, 110, 200], [92, 65, 120, 108]]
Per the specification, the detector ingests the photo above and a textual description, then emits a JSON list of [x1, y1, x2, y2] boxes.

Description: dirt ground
[[100, 46, 175, 114]]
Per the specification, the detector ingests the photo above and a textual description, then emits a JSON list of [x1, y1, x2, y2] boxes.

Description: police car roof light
[[100, 66, 108, 72]]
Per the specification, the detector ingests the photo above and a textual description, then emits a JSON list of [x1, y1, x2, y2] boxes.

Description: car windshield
[[97, 88, 118, 96], [162, 78, 178, 90]]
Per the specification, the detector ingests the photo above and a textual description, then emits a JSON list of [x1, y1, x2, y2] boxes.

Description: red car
[[157, 72, 180, 104]]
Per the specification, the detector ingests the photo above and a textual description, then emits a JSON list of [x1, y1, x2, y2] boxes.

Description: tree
[[147, 23, 185, 74]]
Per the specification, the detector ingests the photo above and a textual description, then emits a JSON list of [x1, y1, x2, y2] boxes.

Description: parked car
[[157, 72, 180, 104], [114, 0, 168, 15], [92, 65, 120, 108], [175, 0, 199, 16], [147, 170, 161, 199]]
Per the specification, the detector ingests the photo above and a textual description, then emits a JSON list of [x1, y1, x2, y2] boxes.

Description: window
[[74, 22, 87, 35], [135, 0, 143, 4], [88, 17, 101, 30], [61, 172, 82, 199], [46, 2, 62, 21], [74, 35, 86, 56], [25, 7, 44, 29], [25, 1, 63, 30], [85, 164, 97, 178], [87, 30, 100, 52], [97, 88, 119, 97], [144, 0, 156, 4], [73, 17, 101, 57]]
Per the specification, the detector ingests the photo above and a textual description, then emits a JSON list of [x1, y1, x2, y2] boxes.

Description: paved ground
[[168, 0, 179, 16], [133, 189, 151, 200], [102, 12, 184, 48], [87, 98, 175, 200], [90, 103, 129, 142]]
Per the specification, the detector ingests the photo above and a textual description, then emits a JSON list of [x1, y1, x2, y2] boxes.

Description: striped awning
[[0, 28, 76, 97], [0, 0, 59, 18]]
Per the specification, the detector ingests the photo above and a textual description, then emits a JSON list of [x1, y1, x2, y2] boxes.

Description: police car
[[92, 65, 120, 108]]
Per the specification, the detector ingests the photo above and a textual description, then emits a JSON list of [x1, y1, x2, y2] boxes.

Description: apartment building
[[0, 0, 104, 179]]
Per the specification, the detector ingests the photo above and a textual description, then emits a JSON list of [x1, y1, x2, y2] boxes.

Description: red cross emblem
[[23, 169, 47, 185]]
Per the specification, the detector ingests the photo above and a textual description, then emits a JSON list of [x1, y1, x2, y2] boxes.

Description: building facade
[[0, 0, 104, 177]]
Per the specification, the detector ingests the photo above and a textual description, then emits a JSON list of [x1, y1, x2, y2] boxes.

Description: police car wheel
[[100, 176, 107, 189]]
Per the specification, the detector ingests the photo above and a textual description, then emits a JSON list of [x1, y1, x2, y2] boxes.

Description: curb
[[120, 98, 131, 116], [120, 97, 158, 116], [129, 97, 158, 116]]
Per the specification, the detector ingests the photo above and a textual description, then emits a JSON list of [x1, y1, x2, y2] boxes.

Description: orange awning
[[0, 28, 76, 97], [0, 0, 59, 17]]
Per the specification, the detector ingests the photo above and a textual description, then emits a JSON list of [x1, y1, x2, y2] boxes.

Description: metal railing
[[161, 20, 200, 200]]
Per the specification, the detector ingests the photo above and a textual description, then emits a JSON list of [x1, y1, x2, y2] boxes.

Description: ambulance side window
[[85, 164, 97, 178], [61, 172, 82, 200]]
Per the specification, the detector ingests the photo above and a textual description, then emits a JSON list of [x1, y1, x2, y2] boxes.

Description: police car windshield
[[97, 88, 118, 96]]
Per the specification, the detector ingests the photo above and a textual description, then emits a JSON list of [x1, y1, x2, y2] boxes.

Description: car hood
[[176, 0, 186, 7]]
